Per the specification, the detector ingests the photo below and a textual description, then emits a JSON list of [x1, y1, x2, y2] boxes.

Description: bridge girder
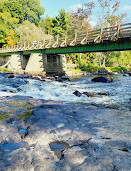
[[0, 38, 131, 56]]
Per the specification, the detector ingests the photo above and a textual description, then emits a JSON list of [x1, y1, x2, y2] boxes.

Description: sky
[[40, 0, 131, 26]]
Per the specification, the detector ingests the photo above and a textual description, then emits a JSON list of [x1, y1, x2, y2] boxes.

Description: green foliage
[[110, 66, 128, 72], [0, 67, 12, 72], [15, 21, 52, 43], [80, 65, 102, 72], [0, 0, 45, 25], [0, 112, 10, 123], [67, 68, 82, 74], [39, 16, 53, 34], [17, 107, 34, 120], [51, 9, 70, 37], [0, 11, 19, 44]]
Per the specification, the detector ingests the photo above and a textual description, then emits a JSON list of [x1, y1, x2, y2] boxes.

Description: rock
[[61, 76, 70, 81], [32, 76, 41, 80], [6, 116, 19, 124], [73, 90, 82, 97], [49, 141, 69, 160], [98, 68, 114, 75], [16, 74, 32, 79], [0, 73, 10, 77], [9, 90, 16, 93], [28, 98, 44, 107], [56, 77, 63, 82], [123, 74, 129, 77], [6, 74, 14, 78], [119, 147, 129, 152], [91, 76, 113, 83], [98, 68, 109, 75], [97, 92, 109, 96], [83, 92, 96, 97], [24, 80, 29, 84], [128, 73, 131, 76]]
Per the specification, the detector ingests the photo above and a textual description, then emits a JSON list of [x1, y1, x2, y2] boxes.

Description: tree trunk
[[79, 53, 82, 66]]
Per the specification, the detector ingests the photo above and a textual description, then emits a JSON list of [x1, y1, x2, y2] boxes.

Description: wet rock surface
[[0, 95, 130, 171], [92, 76, 113, 83]]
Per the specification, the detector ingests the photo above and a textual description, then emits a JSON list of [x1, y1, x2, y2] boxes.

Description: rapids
[[0, 74, 130, 110]]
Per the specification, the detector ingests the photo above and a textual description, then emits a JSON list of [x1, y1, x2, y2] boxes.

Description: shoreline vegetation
[[0, 65, 131, 78]]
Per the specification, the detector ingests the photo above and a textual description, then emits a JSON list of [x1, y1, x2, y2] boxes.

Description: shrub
[[110, 66, 128, 72], [79, 65, 102, 72]]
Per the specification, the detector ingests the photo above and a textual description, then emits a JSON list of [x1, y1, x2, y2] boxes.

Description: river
[[0, 74, 131, 111]]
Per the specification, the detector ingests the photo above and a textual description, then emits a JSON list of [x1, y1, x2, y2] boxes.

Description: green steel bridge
[[0, 23, 131, 56]]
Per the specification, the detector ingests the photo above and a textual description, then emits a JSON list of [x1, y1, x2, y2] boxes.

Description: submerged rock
[[61, 76, 70, 81], [83, 92, 95, 97], [16, 74, 32, 79], [119, 147, 129, 152], [6, 74, 14, 78], [91, 76, 113, 83], [73, 90, 82, 97]]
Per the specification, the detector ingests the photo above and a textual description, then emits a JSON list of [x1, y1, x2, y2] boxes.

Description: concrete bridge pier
[[8, 54, 22, 70], [45, 54, 67, 74], [24, 53, 67, 75], [25, 53, 45, 74], [0, 52, 67, 75]]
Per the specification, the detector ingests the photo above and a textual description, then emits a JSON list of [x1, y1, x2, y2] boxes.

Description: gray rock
[[73, 90, 82, 97], [92, 76, 113, 83]]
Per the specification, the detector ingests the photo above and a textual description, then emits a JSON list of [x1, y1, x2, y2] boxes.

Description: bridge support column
[[25, 53, 45, 74], [59, 54, 67, 74], [8, 54, 22, 70], [45, 54, 67, 74]]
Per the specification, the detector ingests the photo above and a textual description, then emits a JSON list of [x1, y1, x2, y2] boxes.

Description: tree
[[51, 9, 70, 37], [0, 11, 19, 45], [0, 0, 45, 25], [39, 16, 53, 34], [15, 20, 52, 44], [96, 0, 126, 27], [71, 1, 95, 31]]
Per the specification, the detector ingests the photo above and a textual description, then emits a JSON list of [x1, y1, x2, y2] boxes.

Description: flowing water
[[0, 74, 131, 111]]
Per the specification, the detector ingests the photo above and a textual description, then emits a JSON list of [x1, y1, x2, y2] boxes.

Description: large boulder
[[91, 76, 113, 83]]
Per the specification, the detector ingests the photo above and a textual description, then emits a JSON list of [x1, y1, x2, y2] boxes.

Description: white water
[[0, 75, 131, 110]]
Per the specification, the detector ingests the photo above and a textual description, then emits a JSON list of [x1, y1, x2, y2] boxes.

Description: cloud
[[123, 5, 131, 10], [69, 3, 82, 10]]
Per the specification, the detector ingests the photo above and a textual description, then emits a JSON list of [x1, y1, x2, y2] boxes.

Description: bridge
[[0, 23, 131, 74]]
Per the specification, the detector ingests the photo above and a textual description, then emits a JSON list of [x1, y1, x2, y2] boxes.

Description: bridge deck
[[0, 23, 131, 55]]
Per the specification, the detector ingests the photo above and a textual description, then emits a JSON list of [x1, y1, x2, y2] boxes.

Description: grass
[[0, 67, 12, 73], [17, 107, 34, 120], [0, 101, 35, 123], [0, 112, 10, 123]]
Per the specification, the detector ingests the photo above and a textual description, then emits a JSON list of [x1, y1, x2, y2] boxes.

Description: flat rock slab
[[0, 96, 131, 171]]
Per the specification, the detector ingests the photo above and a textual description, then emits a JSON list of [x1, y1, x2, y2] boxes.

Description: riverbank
[[0, 95, 131, 171]]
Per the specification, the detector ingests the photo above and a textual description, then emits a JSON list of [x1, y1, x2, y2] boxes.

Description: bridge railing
[[0, 23, 131, 54]]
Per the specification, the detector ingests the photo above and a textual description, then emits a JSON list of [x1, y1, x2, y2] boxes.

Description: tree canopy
[[0, 0, 45, 24]]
